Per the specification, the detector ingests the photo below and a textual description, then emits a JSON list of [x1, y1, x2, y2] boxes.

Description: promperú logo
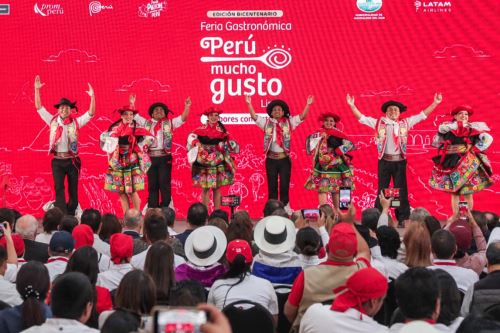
[[89, 1, 113, 16], [356, 0, 383, 13], [138, 0, 166, 18], [34, 3, 64, 16]]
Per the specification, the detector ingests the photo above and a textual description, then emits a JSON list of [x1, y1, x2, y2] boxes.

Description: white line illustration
[[201, 48, 292, 70]]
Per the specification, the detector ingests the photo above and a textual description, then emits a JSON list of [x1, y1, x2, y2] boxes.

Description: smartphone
[[301, 209, 320, 219], [153, 306, 207, 333], [458, 201, 468, 215], [384, 188, 401, 208], [339, 187, 352, 211]]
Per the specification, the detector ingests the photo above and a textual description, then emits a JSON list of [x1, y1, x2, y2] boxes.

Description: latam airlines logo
[[34, 3, 64, 16], [415, 1, 452, 13]]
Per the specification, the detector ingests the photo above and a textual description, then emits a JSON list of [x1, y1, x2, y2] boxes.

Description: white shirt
[[0, 274, 22, 306], [35, 232, 54, 245], [135, 114, 184, 151], [255, 115, 302, 152], [21, 318, 99, 333], [298, 254, 323, 269], [168, 226, 178, 236], [389, 321, 451, 332], [300, 305, 389, 333], [428, 259, 478, 292], [97, 252, 112, 272], [359, 112, 427, 155], [96, 263, 133, 290], [93, 234, 111, 257], [208, 273, 279, 315], [45, 256, 69, 282], [487, 227, 500, 247], [37, 107, 93, 153], [4, 261, 27, 282], [371, 246, 408, 280], [130, 244, 185, 270]]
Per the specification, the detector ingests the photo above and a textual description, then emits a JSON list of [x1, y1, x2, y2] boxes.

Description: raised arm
[[299, 95, 314, 120], [346, 93, 363, 120], [245, 94, 257, 121], [181, 96, 191, 122], [86, 83, 95, 117], [422, 93, 443, 117], [129, 93, 136, 109], [34, 75, 45, 110]]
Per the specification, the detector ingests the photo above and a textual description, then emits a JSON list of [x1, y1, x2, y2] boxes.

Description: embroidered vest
[[375, 118, 409, 159], [48, 116, 79, 155], [145, 119, 173, 152], [263, 118, 291, 154]]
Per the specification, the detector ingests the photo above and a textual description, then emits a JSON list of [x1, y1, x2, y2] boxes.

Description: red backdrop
[[0, 0, 498, 218]]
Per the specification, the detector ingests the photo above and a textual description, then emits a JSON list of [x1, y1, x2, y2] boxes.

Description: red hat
[[116, 106, 139, 115], [72, 224, 94, 250], [331, 267, 388, 314], [328, 223, 357, 259], [318, 112, 341, 123], [0, 234, 26, 257], [110, 233, 133, 264], [226, 239, 253, 264], [202, 106, 223, 116], [449, 219, 472, 251], [451, 105, 474, 116]]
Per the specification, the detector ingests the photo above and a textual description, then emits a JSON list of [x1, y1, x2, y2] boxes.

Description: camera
[[153, 307, 207, 333]]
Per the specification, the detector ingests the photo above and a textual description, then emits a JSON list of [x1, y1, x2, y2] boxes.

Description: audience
[[81, 208, 111, 257], [45, 231, 74, 282], [96, 233, 133, 290], [175, 202, 208, 246], [15, 215, 49, 263], [35, 207, 63, 244], [144, 240, 176, 305], [295, 227, 323, 268], [121, 209, 142, 239], [98, 213, 122, 243], [58, 215, 79, 234]]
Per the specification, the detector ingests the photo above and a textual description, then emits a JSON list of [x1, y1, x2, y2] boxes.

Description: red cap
[[226, 239, 253, 264], [72, 224, 94, 249], [110, 233, 133, 264], [202, 106, 224, 116], [451, 105, 474, 116], [328, 223, 357, 259], [0, 234, 26, 257], [449, 220, 472, 251]]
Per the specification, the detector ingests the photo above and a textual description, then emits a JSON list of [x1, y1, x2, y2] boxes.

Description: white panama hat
[[253, 216, 296, 254], [185, 225, 227, 267]]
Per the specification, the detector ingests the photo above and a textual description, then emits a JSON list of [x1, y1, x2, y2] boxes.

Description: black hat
[[54, 98, 77, 110], [148, 102, 173, 117], [381, 100, 407, 113], [266, 99, 290, 118]]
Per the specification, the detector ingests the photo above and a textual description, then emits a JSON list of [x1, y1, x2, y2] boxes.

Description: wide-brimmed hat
[[116, 106, 139, 115], [266, 99, 290, 118], [318, 112, 341, 123], [202, 106, 224, 116], [451, 105, 474, 116], [185, 226, 227, 267], [381, 100, 407, 113], [148, 102, 173, 117], [54, 98, 77, 110], [254, 216, 296, 254]]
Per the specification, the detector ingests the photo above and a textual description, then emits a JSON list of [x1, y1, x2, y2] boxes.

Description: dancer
[[305, 112, 355, 208], [101, 103, 154, 214], [245, 95, 314, 213], [187, 107, 239, 210], [346, 93, 442, 222], [34, 75, 95, 216], [429, 105, 493, 214], [130, 94, 192, 208]]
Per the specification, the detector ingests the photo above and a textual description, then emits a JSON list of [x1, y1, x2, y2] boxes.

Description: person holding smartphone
[[305, 112, 355, 208]]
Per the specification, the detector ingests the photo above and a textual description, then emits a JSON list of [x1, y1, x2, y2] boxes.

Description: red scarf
[[110, 122, 151, 152], [275, 118, 288, 148], [153, 117, 168, 135], [320, 127, 347, 140], [193, 122, 228, 140], [53, 116, 76, 148]]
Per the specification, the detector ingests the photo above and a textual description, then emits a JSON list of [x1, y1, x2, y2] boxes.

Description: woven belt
[[445, 144, 468, 154], [149, 150, 169, 157], [53, 152, 75, 159], [267, 151, 288, 160], [382, 154, 405, 162]]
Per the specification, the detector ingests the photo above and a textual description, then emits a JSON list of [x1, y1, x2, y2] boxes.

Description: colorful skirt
[[305, 155, 354, 193], [192, 144, 235, 189], [429, 151, 493, 195], [104, 148, 151, 194]]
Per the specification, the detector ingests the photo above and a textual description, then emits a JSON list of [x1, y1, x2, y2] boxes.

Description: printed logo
[[356, 0, 383, 13], [138, 0, 166, 18], [34, 3, 64, 16], [89, 1, 113, 16], [414, 1, 452, 13], [0, 4, 10, 15]]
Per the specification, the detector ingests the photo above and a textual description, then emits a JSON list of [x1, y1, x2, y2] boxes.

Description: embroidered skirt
[[192, 144, 235, 189], [304, 154, 354, 193], [104, 148, 151, 194]]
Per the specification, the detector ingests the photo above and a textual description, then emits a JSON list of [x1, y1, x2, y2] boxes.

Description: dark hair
[[115, 270, 156, 316], [424, 215, 442, 237], [169, 280, 207, 306], [484, 211, 499, 231], [296, 227, 321, 256], [486, 241, 500, 265], [376, 226, 401, 259], [187, 203, 208, 227], [456, 314, 500, 333], [209, 209, 229, 224], [65, 246, 99, 285], [431, 229, 456, 259], [433, 269, 461, 326], [361, 208, 380, 232], [144, 241, 175, 305], [227, 212, 253, 244], [101, 309, 141, 333], [471, 210, 487, 235], [263, 199, 284, 217], [217, 121, 228, 134], [161, 207, 176, 227], [51, 272, 94, 320], [42, 207, 64, 233], [214, 255, 250, 308], [144, 210, 168, 243], [16, 261, 50, 330], [0, 208, 16, 229], [59, 215, 79, 233], [395, 267, 439, 320], [81, 208, 101, 233], [208, 217, 228, 234], [99, 213, 122, 242], [271, 208, 289, 218], [0, 246, 6, 264]]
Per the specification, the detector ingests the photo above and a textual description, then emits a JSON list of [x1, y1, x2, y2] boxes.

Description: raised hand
[[245, 94, 252, 105], [346, 94, 355, 106], [129, 93, 136, 106], [185, 96, 192, 107], [34, 75, 45, 89], [434, 93, 443, 104], [306, 95, 314, 105], [86, 83, 94, 97]]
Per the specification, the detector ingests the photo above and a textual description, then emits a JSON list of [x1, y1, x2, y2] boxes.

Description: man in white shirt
[[34, 75, 95, 216], [346, 93, 442, 223], [45, 231, 74, 282], [0, 224, 22, 306], [80, 208, 110, 256], [300, 267, 389, 333], [97, 233, 134, 290]]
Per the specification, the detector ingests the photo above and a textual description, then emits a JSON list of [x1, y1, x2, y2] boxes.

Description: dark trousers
[[375, 159, 410, 222], [265, 157, 292, 205], [147, 155, 173, 208], [51, 157, 81, 216]]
